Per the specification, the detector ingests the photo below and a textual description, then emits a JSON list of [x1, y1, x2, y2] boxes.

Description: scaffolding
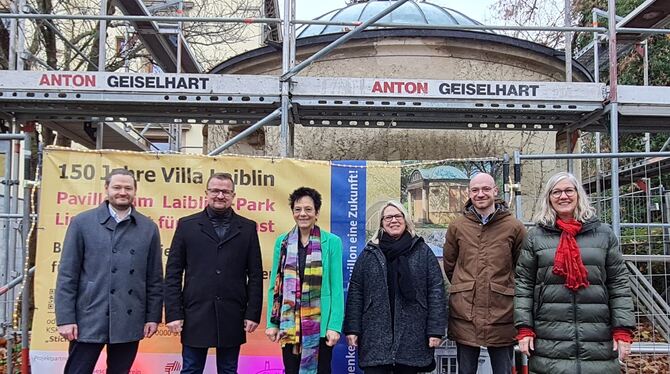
[[1, 0, 670, 372]]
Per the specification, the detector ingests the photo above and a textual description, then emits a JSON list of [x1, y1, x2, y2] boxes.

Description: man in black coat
[[165, 172, 263, 374]]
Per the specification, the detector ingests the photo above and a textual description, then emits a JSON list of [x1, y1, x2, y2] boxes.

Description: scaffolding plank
[[292, 77, 606, 129], [0, 71, 278, 95], [0, 71, 280, 122], [619, 85, 670, 107], [618, 85, 670, 130], [293, 77, 607, 102]]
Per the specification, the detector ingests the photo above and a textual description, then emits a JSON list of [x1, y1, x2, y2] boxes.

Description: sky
[[277, 0, 501, 25]]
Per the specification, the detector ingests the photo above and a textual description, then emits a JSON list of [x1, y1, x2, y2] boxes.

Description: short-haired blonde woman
[[515, 172, 635, 374], [343, 201, 446, 374]]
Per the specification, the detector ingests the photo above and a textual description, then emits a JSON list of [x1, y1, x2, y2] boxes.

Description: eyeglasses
[[207, 188, 234, 196], [292, 207, 315, 214], [550, 188, 576, 199], [382, 214, 404, 222]]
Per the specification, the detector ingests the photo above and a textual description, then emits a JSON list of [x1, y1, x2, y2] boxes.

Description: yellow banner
[[32, 148, 340, 371]]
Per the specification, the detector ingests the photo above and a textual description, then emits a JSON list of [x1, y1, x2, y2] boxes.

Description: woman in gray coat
[[344, 201, 446, 374], [515, 172, 635, 374]]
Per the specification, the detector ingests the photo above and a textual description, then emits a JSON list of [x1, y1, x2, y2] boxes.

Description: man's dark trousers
[[181, 345, 241, 374], [63, 340, 139, 374], [456, 343, 514, 374]]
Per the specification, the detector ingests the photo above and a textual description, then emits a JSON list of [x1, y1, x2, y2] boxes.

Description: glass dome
[[298, 0, 486, 38]]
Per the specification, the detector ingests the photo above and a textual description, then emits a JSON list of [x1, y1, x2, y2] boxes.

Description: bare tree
[[491, 0, 566, 48], [181, 0, 261, 70], [1, 0, 262, 73]]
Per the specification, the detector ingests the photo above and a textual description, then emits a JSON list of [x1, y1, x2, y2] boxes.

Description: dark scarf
[[206, 206, 232, 241], [554, 219, 589, 291], [379, 231, 416, 304]]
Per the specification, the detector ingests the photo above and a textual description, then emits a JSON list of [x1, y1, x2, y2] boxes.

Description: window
[[439, 357, 458, 374]]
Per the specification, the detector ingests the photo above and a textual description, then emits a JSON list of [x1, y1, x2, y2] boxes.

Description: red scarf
[[553, 219, 590, 291]]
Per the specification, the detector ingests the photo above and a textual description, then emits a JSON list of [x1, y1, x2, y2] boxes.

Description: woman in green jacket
[[265, 187, 344, 374], [515, 172, 635, 374]]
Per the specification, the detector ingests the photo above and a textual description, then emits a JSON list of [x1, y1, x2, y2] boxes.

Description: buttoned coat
[[164, 209, 264, 348], [443, 200, 526, 347], [55, 202, 164, 344]]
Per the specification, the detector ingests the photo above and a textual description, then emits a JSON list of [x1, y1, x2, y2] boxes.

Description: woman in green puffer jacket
[[514, 172, 635, 374]]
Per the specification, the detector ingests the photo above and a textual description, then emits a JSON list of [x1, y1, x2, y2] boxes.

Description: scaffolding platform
[[3, 72, 670, 137], [618, 85, 670, 132], [291, 77, 607, 131], [0, 71, 280, 123]]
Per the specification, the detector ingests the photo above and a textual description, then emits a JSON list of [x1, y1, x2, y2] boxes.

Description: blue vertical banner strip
[[330, 160, 366, 374]]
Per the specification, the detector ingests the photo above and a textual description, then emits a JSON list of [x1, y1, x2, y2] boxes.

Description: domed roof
[[298, 0, 486, 38], [415, 165, 469, 181]]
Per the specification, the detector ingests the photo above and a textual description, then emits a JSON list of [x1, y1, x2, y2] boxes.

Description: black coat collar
[[196, 208, 242, 244]]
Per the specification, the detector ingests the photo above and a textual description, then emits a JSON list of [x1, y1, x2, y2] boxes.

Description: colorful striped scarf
[[271, 225, 322, 373]]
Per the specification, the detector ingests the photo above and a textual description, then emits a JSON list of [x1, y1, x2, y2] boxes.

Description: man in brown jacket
[[443, 173, 526, 374]]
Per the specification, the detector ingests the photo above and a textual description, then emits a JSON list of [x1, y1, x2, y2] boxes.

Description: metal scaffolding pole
[[608, 0, 620, 238], [288, 0, 296, 156], [518, 151, 670, 160], [0, 267, 34, 296], [96, 123, 105, 149], [2, 138, 13, 328], [176, 0, 184, 74], [20, 133, 31, 374], [7, 123, 20, 313], [209, 108, 282, 156], [279, 0, 294, 157], [15, 0, 26, 71], [7, 0, 17, 70], [567, 129, 574, 173], [564, 0, 573, 173], [503, 153, 510, 204], [292, 19, 604, 32], [617, 27, 670, 35], [98, 0, 107, 71], [564, 0, 573, 82], [643, 39, 650, 153], [0, 13, 282, 24], [513, 150, 523, 221], [592, 10, 600, 83], [592, 9, 602, 215]]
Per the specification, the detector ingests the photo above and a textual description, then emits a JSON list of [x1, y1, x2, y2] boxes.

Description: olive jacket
[[443, 200, 526, 347], [514, 219, 635, 374]]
